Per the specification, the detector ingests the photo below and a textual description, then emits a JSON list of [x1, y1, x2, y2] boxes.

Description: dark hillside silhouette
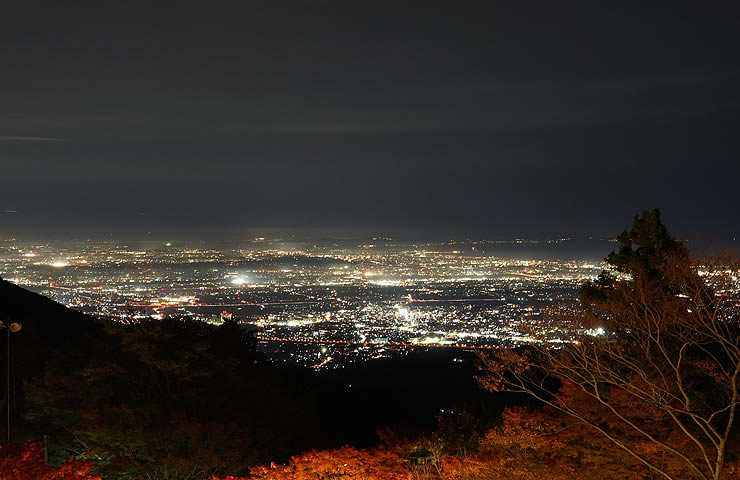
[[0, 276, 96, 339], [0, 276, 97, 382]]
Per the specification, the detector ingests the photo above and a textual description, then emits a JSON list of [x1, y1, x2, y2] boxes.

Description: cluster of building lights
[[0, 237, 607, 367]]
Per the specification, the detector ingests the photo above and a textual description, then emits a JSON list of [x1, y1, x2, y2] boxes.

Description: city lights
[[0, 237, 606, 369]]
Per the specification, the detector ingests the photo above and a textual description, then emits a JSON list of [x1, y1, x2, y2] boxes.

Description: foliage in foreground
[[0, 442, 100, 480], [7, 401, 738, 480], [248, 446, 411, 480], [214, 396, 740, 480]]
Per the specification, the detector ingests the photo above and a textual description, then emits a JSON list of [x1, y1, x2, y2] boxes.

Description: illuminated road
[[258, 336, 499, 350]]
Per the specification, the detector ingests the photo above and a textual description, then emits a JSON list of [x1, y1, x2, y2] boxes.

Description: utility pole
[[1, 320, 22, 444], [6, 326, 9, 444]]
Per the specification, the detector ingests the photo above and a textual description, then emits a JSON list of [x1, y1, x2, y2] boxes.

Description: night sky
[[1, 2, 739, 239]]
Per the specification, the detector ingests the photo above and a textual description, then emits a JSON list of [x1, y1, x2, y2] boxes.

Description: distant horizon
[[1, 219, 738, 239], [1, 226, 738, 261], [2, 205, 739, 241]]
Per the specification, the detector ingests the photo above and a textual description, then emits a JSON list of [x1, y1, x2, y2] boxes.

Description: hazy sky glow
[[1, 2, 739, 239]]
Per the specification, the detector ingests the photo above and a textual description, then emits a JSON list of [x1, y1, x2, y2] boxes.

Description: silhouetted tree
[[478, 210, 740, 480]]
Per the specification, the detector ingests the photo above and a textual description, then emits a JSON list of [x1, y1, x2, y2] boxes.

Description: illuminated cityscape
[[0, 235, 608, 368]]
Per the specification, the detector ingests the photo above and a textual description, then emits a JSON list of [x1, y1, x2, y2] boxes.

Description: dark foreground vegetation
[[1, 210, 739, 480]]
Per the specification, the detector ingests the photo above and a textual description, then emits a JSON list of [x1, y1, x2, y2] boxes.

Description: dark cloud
[[0, 136, 66, 142], [1, 2, 739, 239]]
